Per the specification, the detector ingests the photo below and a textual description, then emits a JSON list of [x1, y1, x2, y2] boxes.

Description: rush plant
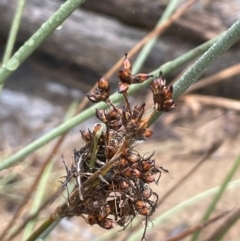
[[51, 54, 175, 240]]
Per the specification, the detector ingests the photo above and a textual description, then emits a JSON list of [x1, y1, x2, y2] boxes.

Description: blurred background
[[0, 0, 240, 240]]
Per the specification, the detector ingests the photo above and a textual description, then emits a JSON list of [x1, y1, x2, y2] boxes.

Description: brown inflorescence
[[52, 54, 176, 239]]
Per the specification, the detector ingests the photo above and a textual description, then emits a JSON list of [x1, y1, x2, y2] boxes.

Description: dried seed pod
[[126, 151, 141, 163], [137, 207, 149, 216], [80, 129, 92, 142], [103, 108, 122, 130], [139, 158, 155, 172], [118, 82, 130, 93], [138, 128, 153, 139], [119, 157, 129, 168], [98, 218, 113, 229], [107, 183, 118, 190], [105, 145, 116, 159], [97, 76, 110, 91], [86, 92, 101, 103], [107, 108, 121, 120], [87, 214, 97, 225], [119, 180, 130, 189], [108, 120, 122, 130], [96, 109, 107, 123], [117, 217, 127, 226], [140, 185, 152, 200], [134, 200, 150, 216], [132, 103, 145, 122], [93, 123, 103, 135], [141, 172, 155, 183], [150, 72, 175, 112], [132, 73, 153, 84], [118, 53, 132, 84], [87, 76, 110, 103], [123, 167, 141, 179]]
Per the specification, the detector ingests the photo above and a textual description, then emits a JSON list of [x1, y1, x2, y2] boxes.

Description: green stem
[[22, 160, 54, 241], [2, 0, 26, 64], [0, 0, 26, 92], [0, 0, 86, 85], [173, 19, 240, 100], [205, 207, 240, 241], [25, 218, 55, 241]]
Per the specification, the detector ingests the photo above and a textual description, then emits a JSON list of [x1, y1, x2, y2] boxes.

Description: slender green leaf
[[0, 0, 86, 85]]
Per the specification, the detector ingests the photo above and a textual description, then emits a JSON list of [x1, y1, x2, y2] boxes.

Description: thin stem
[[0, 0, 26, 92], [204, 207, 240, 241], [0, 0, 86, 85], [173, 19, 240, 100], [25, 218, 55, 241], [22, 160, 54, 240], [2, 0, 26, 64], [164, 210, 231, 241]]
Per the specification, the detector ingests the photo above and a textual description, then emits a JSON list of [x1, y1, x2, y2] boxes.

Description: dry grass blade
[[182, 94, 240, 111], [4, 194, 54, 241], [163, 210, 231, 241], [186, 63, 240, 93], [204, 206, 240, 241], [0, 141, 63, 241]]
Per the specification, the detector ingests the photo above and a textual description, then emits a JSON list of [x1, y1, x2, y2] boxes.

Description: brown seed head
[[87, 214, 97, 225], [132, 73, 153, 84], [96, 109, 107, 123], [99, 218, 113, 229], [140, 158, 155, 172], [97, 76, 110, 91], [150, 73, 175, 111], [141, 172, 155, 183], [118, 53, 132, 83], [126, 151, 141, 163], [80, 129, 92, 142]]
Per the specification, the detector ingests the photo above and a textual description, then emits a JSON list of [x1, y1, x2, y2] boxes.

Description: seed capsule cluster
[[53, 54, 175, 236]]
